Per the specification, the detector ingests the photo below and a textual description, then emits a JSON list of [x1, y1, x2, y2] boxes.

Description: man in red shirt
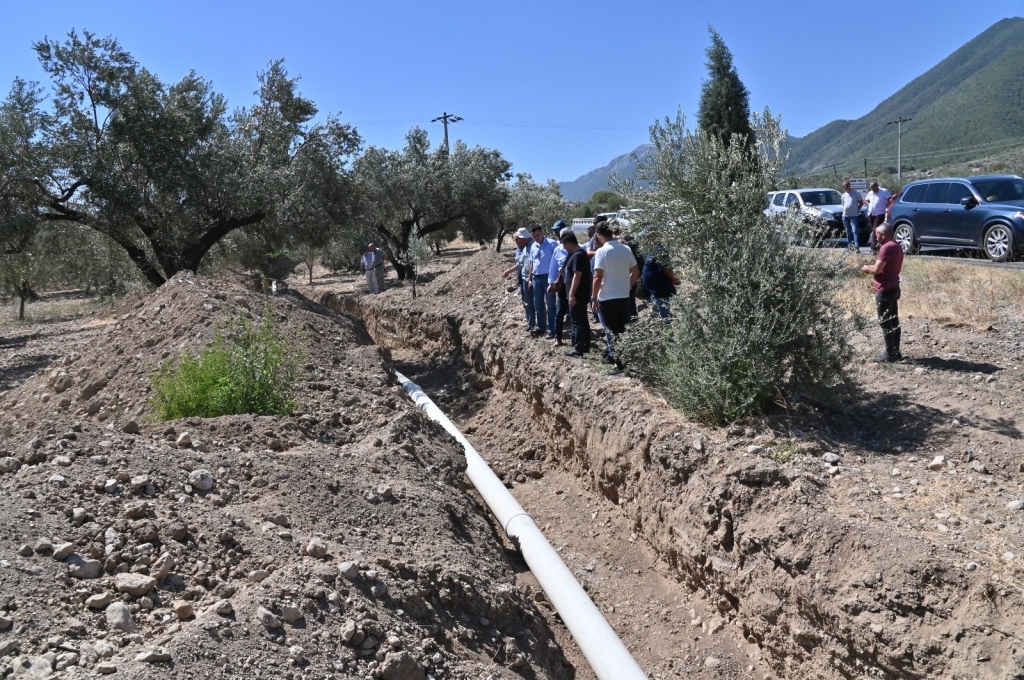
[[860, 222, 904, 362]]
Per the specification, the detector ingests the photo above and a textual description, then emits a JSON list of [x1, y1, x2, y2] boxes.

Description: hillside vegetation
[[784, 17, 1024, 175]]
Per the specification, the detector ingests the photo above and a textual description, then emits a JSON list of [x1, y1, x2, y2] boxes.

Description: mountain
[[558, 144, 654, 202], [785, 17, 1024, 176]]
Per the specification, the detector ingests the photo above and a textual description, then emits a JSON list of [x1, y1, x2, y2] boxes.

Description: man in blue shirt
[[546, 221, 571, 344], [502, 228, 536, 331], [527, 225, 558, 337]]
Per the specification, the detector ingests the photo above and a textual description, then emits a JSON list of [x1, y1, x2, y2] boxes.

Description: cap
[[515, 227, 531, 239], [552, 220, 567, 232]]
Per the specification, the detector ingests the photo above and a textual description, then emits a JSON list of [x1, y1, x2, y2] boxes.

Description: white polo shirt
[[593, 240, 637, 301]]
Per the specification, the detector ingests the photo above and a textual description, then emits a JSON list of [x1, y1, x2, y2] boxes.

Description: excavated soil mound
[[324, 250, 1024, 680], [0, 271, 571, 679]]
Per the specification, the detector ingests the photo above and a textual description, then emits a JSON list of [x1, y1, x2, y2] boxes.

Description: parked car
[[764, 188, 870, 246], [886, 175, 1024, 261]]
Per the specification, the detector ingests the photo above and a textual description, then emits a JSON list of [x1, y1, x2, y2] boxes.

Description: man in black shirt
[[561, 232, 591, 357]]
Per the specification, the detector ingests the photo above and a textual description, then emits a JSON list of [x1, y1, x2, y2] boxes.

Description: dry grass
[[838, 256, 1024, 326], [0, 296, 107, 329]]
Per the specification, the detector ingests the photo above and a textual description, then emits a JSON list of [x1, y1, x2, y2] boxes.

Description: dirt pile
[[324, 250, 1024, 680], [0, 271, 572, 679]]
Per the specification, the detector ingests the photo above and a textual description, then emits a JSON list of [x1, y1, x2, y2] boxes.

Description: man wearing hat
[[502, 228, 536, 331], [546, 220, 571, 344]]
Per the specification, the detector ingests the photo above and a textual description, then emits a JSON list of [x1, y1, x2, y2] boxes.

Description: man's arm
[[861, 258, 887, 275], [502, 265, 518, 279], [664, 265, 681, 286], [569, 270, 582, 306], [591, 269, 604, 309], [629, 264, 640, 287]]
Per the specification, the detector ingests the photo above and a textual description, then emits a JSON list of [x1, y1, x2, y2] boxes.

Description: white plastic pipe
[[395, 371, 648, 680]]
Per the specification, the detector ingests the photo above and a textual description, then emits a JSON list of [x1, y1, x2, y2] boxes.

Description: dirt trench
[[321, 251, 1024, 680]]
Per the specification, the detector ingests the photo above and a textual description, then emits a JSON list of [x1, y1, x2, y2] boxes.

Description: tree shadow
[[0, 353, 60, 393]]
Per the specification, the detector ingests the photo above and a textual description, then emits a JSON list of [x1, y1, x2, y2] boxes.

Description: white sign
[[849, 178, 868, 191]]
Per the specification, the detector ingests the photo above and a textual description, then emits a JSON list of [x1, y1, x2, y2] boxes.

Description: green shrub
[[150, 309, 300, 420], [617, 109, 851, 424]]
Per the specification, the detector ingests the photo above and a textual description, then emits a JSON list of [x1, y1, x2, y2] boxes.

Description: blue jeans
[[650, 295, 671, 319], [519, 275, 535, 329], [843, 216, 859, 248], [532, 275, 555, 333]]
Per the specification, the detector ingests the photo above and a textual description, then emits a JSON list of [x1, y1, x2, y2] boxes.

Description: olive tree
[[2, 30, 359, 287], [489, 174, 569, 252], [353, 127, 510, 278]]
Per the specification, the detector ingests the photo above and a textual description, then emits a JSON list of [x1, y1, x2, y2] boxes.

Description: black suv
[[887, 175, 1024, 261]]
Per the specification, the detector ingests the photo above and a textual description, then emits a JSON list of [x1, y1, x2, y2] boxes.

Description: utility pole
[[431, 112, 463, 153], [822, 161, 843, 182], [864, 159, 868, 183], [887, 116, 912, 182]]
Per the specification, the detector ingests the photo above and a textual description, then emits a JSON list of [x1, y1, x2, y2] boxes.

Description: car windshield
[[800, 190, 842, 206], [970, 178, 1024, 203]]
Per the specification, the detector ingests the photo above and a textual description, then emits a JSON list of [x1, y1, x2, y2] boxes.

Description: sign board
[[849, 178, 868, 191]]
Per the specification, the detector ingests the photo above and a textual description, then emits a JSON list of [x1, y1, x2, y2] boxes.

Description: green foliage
[[696, 27, 754, 149], [150, 310, 300, 420], [618, 109, 851, 424], [571, 191, 628, 218], [488, 173, 569, 251]]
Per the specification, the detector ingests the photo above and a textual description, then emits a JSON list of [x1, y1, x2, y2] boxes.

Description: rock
[[340, 619, 357, 643], [247, 569, 269, 583], [256, 607, 281, 629], [288, 646, 304, 663], [115, 572, 156, 596], [106, 602, 138, 633], [306, 537, 328, 559], [376, 484, 393, 498], [9, 655, 53, 678], [969, 460, 989, 474], [54, 652, 78, 671], [380, 650, 425, 680], [704, 657, 722, 669], [135, 647, 171, 662], [928, 456, 946, 471], [870, 624, 884, 637], [150, 552, 174, 580], [85, 592, 113, 609], [0, 615, 10, 631], [281, 604, 303, 624], [66, 553, 102, 579], [746, 445, 764, 455], [33, 539, 53, 555], [1007, 500, 1024, 511], [95, 662, 117, 674], [966, 562, 980, 571], [338, 562, 359, 580], [175, 432, 192, 448], [17, 544, 32, 557], [266, 513, 290, 528], [0, 458, 21, 474], [214, 599, 233, 616], [192, 440, 211, 453], [53, 456, 72, 467], [188, 469, 213, 491], [51, 543, 75, 560], [172, 601, 193, 620], [0, 639, 18, 656], [93, 641, 116, 659], [122, 421, 141, 435]]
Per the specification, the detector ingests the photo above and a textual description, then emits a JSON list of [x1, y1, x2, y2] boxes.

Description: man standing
[[591, 224, 639, 374], [502, 228, 536, 332], [360, 246, 379, 294], [527, 225, 558, 337], [861, 222, 904, 362], [841, 179, 864, 250], [367, 243, 389, 292], [866, 181, 892, 250], [641, 245, 679, 319], [561, 232, 591, 357], [547, 221, 570, 345]]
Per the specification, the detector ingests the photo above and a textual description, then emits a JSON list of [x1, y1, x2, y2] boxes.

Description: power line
[[865, 135, 1024, 161], [430, 112, 462, 153]]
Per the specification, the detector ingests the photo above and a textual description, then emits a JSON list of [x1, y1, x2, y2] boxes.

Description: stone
[[266, 513, 290, 527], [188, 469, 214, 491], [85, 592, 113, 609], [17, 544, 33, 557], [95, 663, 117, 674], [1007, 500, 1024, 511], [256, 607, 281, 629], [0, 639, 18, 656], [150, 552, 174, 580], [175, 432, 192, 448], [66, 553, 102, 579], [281, 604, 303, 624], [306, 537, 328, 559], [966, 562, 980, 571], [192, 440, 211, 453], [340, 619, 357, 643], [0, 458, 21, 474], [53, 456, 72, 467], [747, 445, 764, 455], [0, 615, 10, 631], [288, 646, 304, 663], [54, 652, 78, 671], [52, 543, 75, 560], [338, 561, 359, 580], [380, 650, 425, 680], [115, 572, 156, 597], [122, 421, 141, 435], [9, 655, 53, 678], [135, 647, 171, 662], [248, 569, 269, 583], [969, 460, 989, 474], [33, 539, 53, 555], [106, 602, 138, 633], [704, 657, 722, 669], [93, 640, 116, 659], [214, 599, 233, 616], [928, 456, 946, 471], [172, 601, 193, 620]]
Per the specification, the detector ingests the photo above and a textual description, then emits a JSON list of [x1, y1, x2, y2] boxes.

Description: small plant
[[149, 309, 301, 420]]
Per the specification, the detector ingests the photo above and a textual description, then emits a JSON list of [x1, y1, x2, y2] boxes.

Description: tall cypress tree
[[697, 27, 754, 148]]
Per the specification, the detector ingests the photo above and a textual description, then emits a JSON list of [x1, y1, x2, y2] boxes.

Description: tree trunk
[[391, 260, 409, 281], [307, 258, 315, 284], [18, 296, 26, 321]]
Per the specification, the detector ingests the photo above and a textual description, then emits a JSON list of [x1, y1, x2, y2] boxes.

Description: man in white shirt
[[360, 246, 379, 294], [591, 224, 639, 374], [866, 181, 892, 250]]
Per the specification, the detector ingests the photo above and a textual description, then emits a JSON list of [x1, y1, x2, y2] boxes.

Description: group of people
[[841, 179, 894, 250], [502, 216, 679, 375], [360, 243, 389, 294]]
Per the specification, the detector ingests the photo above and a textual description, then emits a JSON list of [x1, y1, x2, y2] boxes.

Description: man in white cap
[[502, 227, 536, 331]]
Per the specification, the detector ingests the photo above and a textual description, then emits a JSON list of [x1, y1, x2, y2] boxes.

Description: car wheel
[[893, 223, 917, 254], [983, 225, 1013, 262]]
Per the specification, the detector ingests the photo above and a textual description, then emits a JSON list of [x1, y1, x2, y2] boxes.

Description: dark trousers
[[868, 214, 885, 249], [598, 297, 630, 365], [875, 286, 901, 357], [569, 299, 591, 354], [554, 288, 569, 341]]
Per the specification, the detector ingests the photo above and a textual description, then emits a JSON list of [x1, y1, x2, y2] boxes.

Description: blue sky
[[1, 0, 1020, 182]]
